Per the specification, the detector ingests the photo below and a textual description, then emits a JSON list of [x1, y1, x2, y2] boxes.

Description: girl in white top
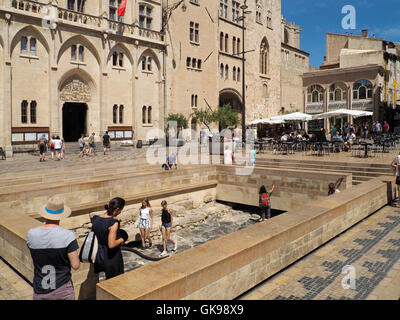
[[138, 199, 153, 248], [391, 154, 400, 207]]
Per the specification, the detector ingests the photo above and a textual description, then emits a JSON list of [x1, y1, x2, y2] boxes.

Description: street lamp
[[236, 0, 251, 145]]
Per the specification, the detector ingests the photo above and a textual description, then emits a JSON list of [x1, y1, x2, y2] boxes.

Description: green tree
[[166, 113, 188, 138], [191, 108, 216, 133], [216, 104, 239, 129]]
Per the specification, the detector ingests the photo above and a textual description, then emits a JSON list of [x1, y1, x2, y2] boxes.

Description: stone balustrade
[[11, 0, 47, 15], [58, 7, 102, 28]]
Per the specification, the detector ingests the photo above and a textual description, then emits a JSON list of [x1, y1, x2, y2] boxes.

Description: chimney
[[361, 29, 369, 38]]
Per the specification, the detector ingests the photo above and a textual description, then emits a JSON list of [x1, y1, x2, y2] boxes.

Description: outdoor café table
[[360, 141, 372, 158]]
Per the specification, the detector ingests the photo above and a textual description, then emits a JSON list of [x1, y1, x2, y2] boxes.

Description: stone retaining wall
[[96, 177, 394, 300], [216, 165, 352, 211]]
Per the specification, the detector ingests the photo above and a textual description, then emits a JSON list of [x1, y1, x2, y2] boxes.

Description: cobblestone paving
[[0, 258, 32, 300], [240, 205, 400, 300]]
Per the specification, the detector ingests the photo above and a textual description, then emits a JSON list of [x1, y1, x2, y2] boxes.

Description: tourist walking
[[38, 134, 48, 162], [49, 135, 56, 160], [383, 121, 390, 134], [78, 134, 85, 158], [103, 131, 111, 155], [27, 196, 80, 300], [92, 197, 127, 280], [53, 136, 63, 160], [391, 153, 400, 207], [376, 121, 382, 136], [138, 199, 153, 248], [88, 132, 96, 156], [249, 147, 256, 166], [61, 138, 66, 159], [159, 200, 177, 257], [259, 184, 275, 222], [224, 145, 233, 165]]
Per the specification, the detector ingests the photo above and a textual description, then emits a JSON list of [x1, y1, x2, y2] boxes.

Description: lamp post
[[237, 0, 251, 145]]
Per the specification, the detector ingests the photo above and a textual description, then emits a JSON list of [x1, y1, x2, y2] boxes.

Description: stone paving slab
[[0, 258, 32, 300], [240, 205, 400, 300]]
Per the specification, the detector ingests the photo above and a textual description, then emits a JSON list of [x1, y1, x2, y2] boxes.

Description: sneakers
[[159, 251, 168, 257]]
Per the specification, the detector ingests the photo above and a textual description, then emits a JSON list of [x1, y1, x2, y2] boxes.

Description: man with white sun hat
[[27, 196, 80, 300]]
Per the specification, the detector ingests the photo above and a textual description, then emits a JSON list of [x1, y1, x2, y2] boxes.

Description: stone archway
[[59, 78, 92, 141]]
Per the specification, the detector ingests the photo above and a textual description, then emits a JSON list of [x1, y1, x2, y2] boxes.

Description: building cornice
[[281, 43, 309, 56]]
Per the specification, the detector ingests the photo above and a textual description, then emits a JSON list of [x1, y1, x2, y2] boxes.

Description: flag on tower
[[118, 0, 127, 17]]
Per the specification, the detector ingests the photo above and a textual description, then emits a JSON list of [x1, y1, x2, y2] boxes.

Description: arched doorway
[[219, 89, 242, 130], [62, 103, 87, 142], [59, 78, 91, 142]]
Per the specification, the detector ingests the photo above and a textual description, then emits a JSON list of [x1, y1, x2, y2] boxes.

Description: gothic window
[[21, 36, 27, 54], [233, 66, 236, 81], [21, 100, 28, 124], [197, 59, 202, 69], [113, 105, 118, 123], [192, 58, 197, 68], [232, 37, 236, 55], [225, 65, 229, 80], [78, 45, 84, 62], [147, 106, 152, 124], [237, 67, 240, 82], [220, 64, 224, 79], [219, 0, 227, 18], [30, 38, 37, 56], [142, 106, 147, 124], [187, 57, 191, 68], [237, 38, 240, 55], [119, 105, 124, 123], [353, 80, 373, 100], [307, 85, 324, 103], [30, 101, 37, 124], [220, 33, 224, 51], [225, 34, 229, 53], [71, 45, 77, 60], [147, 57, 152, 71], [142, 56, 146, 70], [119, 53, 124, 67], [260, 38, 269, 75], [284, 28, 289, 44], [329, 83, 347, 102], [113, 52, 118, 66], [232, 1, 239, 22]]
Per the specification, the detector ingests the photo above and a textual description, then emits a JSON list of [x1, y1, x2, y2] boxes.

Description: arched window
[[353, 80, 373, 100], [263, 84, 268, 98], [71, 45, 77, 60], [237, 67, 240, 82], [197, 59, 202, 69], [21, 36, 27, 54], [260, 38, 269, 75], [192, 58, 197, 68], [30, 38, 37, 56], [225, 65, 229, 80], [187, 57, 191, 68], [78, 45, 84, 61], [284, 28, 289, 44], [142, 56, 146, 70], [112, 52, 118, 66], [142, 106, 147, 124], [147, 106, 152, 124], [237, 38, 240, 55], [220, 32, 224, 51], [307, 85, 324, 103], [21, 100, 28, 123], [119, 53, 124, 67], [195, 95, 198, 107], [30, 101, 37, 123], [220, 63, 224, 79], [147, 57, 152, 71], [232, 37, 236, 55], [191, 95, 194, 107], [113, 105, 118, 124], [225, 34, 229, 53], [233, 67, 236, 81], [329, 83, 347, 101], [119, 105, 124, 123]]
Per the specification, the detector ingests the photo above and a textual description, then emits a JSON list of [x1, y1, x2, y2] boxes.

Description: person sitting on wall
[[328, 177, 344, 196], [162, 153, 177, 171]]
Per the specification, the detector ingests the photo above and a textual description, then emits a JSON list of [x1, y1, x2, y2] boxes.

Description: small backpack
[[261, 192, 270, 206]]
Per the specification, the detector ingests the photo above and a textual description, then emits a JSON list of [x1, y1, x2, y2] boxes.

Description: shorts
[[138, 218, 151, 229], [90, 143, 96, 148], [103, 143, 110, 148], [162, 222, 171, 229], [33, 280, 75, 301], [79, 146, 84, 151], [39, 145, 46, 155], [396, 177, 400, 186]]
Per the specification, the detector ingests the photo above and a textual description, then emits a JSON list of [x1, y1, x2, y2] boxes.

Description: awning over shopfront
[[311, 109, 373, 120]]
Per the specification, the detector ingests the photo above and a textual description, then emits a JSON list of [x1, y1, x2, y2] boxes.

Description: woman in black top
[[92, 197, 127, 280], [159, 200, 177, 257]]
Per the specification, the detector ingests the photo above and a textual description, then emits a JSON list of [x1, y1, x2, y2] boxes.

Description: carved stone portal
[[60, 79, 91, 102]]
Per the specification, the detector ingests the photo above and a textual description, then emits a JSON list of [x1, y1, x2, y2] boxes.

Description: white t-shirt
[[395, 155, 400, 177], [224, 149, 233, 165], [53, 139, 62, 150], [140, 207, 150, 220], [348, 133, 356, 144]]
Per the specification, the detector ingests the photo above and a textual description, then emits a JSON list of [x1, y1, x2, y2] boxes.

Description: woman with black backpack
[[259, 185, 275, 222]]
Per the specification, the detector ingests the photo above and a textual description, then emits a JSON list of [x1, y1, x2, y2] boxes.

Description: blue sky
[[282, 0, 400, 68]]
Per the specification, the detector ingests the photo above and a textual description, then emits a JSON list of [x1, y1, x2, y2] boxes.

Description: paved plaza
[[240, 205, 400, 300]]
